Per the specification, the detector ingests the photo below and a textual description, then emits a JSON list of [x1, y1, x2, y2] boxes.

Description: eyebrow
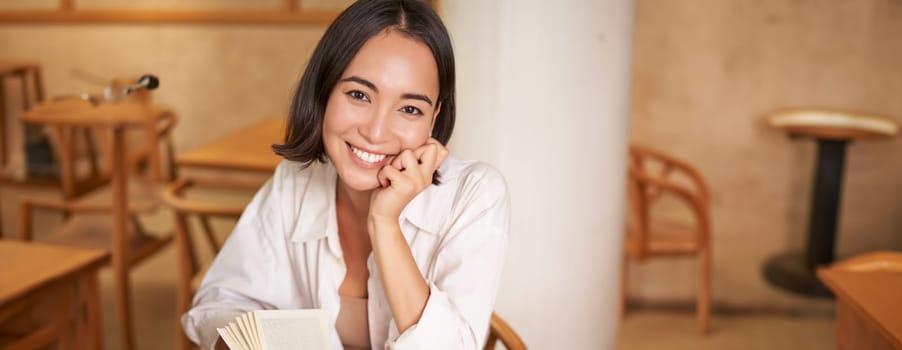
[[339, 75, 434, 107], [401, 93, 433, 107], [340, 76, 377, 91]]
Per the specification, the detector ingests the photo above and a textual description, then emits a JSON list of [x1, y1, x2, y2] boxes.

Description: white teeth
[[351, 145, 386, 164]]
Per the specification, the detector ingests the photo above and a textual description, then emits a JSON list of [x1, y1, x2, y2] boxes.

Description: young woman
[[183, 1, 510, 348]]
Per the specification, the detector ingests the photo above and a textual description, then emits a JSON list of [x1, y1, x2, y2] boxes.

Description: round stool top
[[767, 108, 899, 140]]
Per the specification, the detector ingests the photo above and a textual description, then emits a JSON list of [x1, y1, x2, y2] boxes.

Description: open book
[[216, 309, 331, 350]]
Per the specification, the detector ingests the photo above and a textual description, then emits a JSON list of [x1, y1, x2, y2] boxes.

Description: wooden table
[[0, 240, 109, 349], [818, 252, 902, 349], [175, 118, 284, 173]]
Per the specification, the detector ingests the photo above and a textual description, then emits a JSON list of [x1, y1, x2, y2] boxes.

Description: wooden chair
[[17, 99, 178, 350], [0, 61, 44, 239], [484, 312, 527, 350], [621, 144, 712, 335], [0, 61, 44, 170], [42, 75, 175, 202], [162, 177, 261, 350]]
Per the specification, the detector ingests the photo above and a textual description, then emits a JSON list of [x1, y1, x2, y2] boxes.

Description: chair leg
[[174, 212, 196, 350], [620, 255, 629, 319], [697, 248, 710, 335], [84, 271, 105, 350], [114, 261, 136, 350]]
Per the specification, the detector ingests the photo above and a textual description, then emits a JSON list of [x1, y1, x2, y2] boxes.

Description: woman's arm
[[385, 172, 510, 349], [371, 142, 511, 348], [368, 216, 430, 332], [369, 140, 447, 332]]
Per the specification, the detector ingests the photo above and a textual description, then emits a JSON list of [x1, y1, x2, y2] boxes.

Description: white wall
[[444, 1, 635, 348]]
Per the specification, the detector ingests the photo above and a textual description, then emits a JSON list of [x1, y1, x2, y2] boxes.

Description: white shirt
[[183, 156, 511, 349]]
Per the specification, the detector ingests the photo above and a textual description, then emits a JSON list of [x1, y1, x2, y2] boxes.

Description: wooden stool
[[0, 61, 45, 171], [762, 108, 898, 297]]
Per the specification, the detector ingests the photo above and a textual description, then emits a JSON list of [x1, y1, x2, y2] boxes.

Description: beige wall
[[0, 24, 325, 155], [628, 0, 902, 308]]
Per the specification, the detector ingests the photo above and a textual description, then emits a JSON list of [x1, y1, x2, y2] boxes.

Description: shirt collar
[[288, 161, 342, 258]]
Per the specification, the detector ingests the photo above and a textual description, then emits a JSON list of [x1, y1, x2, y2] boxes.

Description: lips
[[346, 142, 393, 168]]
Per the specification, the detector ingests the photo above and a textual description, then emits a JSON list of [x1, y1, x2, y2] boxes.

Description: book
[[216, 309, 331, 350]]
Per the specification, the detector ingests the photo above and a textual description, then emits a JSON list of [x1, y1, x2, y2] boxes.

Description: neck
[[336, 181, 373, 221]]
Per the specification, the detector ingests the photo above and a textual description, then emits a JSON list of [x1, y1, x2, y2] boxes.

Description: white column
[[444, 0, 634, 348]]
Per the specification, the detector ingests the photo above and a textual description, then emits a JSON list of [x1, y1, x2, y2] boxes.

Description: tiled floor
[[1, 183, 836, 350]]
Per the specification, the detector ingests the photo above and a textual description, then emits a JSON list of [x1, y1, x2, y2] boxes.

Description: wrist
[[367, 214, 400, 239]]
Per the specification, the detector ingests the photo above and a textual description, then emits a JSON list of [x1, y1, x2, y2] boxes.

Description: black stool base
[[762, 252, 833, 298]]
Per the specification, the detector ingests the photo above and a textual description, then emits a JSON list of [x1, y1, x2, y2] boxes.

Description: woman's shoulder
[[260, 159, 333, 214], [271, 158, 328, 188], [401, 155, 508, 236], [419, 155, 510, 217], [438, 155, 509, 195]]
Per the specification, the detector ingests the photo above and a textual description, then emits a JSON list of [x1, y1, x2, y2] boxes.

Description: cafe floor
[[0, 184, 836, 349]]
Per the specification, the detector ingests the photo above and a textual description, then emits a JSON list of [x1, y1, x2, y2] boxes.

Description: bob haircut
[[273, 0, 455, 184]]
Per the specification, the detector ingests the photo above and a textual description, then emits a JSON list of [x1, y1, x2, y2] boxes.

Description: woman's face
[[323, 30, 441, 192]]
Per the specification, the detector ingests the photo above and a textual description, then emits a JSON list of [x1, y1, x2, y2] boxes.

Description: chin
[[336, 169, 381, 192]]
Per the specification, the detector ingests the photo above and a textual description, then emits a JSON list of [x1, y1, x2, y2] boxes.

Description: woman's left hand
[[370, 138, 448, 223]]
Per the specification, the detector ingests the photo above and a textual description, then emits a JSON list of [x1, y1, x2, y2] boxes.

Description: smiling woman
[[182, 1, 511, 349]]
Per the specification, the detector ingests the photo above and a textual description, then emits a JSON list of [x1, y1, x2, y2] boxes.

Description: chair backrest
[[484, 312, 527, 350], [163, 177, 260, 285], [626, 144, 710, 259], [163, 177, 262, 350]]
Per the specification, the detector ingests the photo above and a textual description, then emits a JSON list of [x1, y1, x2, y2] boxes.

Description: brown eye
[[347, 90, 369, 102], [400, 106, 423, 116]]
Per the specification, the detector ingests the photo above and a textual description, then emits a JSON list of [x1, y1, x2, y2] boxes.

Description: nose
[[359, 106, 392, 145]]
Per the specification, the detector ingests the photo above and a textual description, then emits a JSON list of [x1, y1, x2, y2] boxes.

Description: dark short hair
[[273, 0, 455, 184]]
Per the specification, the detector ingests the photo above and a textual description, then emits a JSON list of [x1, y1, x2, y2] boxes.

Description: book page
[[253, 309, 330, 350], [229, 323, 251, 350], [240, 313, 261, 350], [217, 326, 245, 350]]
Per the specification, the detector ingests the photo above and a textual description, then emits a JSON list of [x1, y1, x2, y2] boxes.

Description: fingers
[[391, 149, 419, 172], [424, 138, 449, 168], [417, 144, 438, 179], [413, 138, 448, 173], [434, 141, 449, 169], [377, 164, 402, 188], [383, 138, 449, 187], [377, 164, 419, 195]]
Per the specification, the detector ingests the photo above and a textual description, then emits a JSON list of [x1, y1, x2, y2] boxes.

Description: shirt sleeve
[[386, 167, 512, 349], [181, 176, 284, 350]]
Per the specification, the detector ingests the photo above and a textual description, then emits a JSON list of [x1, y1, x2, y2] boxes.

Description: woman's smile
[[347, 142, 394, 169]]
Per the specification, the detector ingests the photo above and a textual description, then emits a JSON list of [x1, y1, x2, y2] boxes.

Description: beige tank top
[[336, 296, 370, 349]]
